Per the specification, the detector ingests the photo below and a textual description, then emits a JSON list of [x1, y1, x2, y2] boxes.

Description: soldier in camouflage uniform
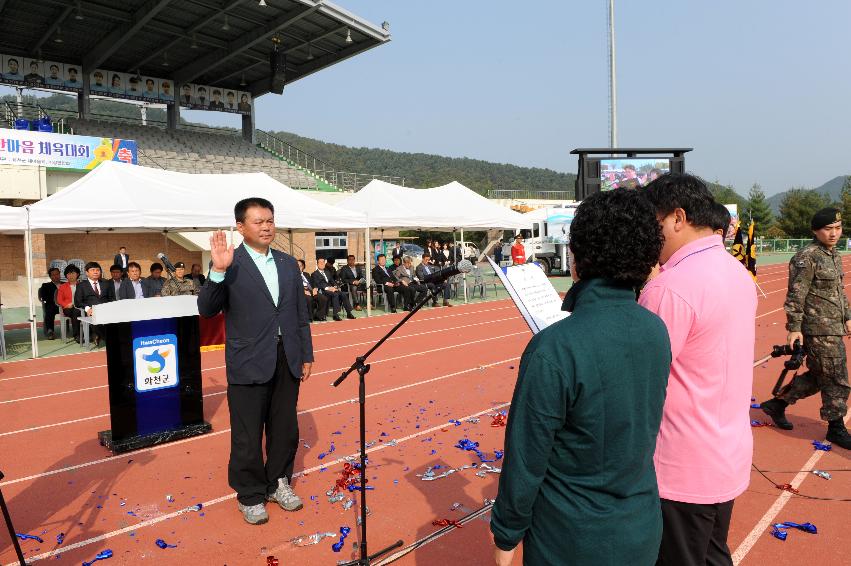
[[761, 208, 851, 449], [161, 261, 198, 296]]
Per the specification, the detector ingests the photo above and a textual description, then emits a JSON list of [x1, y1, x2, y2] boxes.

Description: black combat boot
[[826, 419, 851, 449], [760, 398, 794, 430]]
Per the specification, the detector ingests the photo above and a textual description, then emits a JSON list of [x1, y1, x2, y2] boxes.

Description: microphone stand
[[333, 281, 444, 565], [0, 470, 27, 565]]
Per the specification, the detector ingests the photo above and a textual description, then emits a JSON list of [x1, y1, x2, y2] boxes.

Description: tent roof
[[0, 204, 27, 233], [337, 179, 529, 230], [27, 161, 367, 233]]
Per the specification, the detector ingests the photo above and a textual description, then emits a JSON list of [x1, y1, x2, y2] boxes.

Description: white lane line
[[0, 328, 526, 407], [0, 302, 514, 382], [755, 282, 851, 320], [731, 413, 850, 565], [0, 355, 521, 487], [0, 414, 109, 437], [0, 306, 519, 384], [5, 400, 511, 565]]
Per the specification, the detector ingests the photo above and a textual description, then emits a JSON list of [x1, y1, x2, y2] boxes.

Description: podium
[[92, 296, 212, 454]]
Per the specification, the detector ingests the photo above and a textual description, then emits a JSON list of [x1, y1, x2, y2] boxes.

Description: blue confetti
[[155, 538, 177, 549], [332, 526, 351, 552], [56, 532, 65, 545], [82, 549, 113, 566], [812, 440, 832, 451], [15, 533, 44, 543]]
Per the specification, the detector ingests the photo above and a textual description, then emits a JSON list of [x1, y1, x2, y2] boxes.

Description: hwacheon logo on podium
[[133, 334, 180, 393]]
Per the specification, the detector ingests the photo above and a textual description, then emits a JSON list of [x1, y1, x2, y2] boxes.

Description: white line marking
[[0, 385, 107, 404], [3, 401, 512, 565], [731, 413, 850, 565], [0, 414, 109, 437], [0, 356, 521, 486]]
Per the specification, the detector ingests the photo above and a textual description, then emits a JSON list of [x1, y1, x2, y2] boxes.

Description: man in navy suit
[[118, 262, 153, 299], [74, 261, 115, 347], [198, 197, 314, 526]]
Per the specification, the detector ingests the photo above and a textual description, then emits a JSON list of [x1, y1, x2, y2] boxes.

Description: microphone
[[421, 260, 473, 285], [156, 252, 176, 273]]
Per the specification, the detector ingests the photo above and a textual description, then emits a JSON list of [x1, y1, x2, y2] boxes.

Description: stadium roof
[[0, 0, 390, 98]]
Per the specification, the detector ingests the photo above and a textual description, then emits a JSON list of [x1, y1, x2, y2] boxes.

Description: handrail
[[2, 101, 16, 128], [488, 189, 575, 200], [255, 129, 405, 192]]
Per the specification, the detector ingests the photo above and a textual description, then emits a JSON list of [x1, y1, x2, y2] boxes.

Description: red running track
[[0, 258, 850, 565]]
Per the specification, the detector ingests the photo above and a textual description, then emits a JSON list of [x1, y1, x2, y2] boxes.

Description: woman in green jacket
[[491, 188, 671, 565]]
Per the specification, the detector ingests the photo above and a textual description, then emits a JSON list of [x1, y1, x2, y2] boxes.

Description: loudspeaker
[[270, 49, 286, 94]]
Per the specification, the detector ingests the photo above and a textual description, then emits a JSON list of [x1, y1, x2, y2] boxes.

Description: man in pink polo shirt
[[639, 174, 757, 566]]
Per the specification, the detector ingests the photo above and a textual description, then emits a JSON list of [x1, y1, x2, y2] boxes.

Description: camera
[[771, 340, 804, 370]]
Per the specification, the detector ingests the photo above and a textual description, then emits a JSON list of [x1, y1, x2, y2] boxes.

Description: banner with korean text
[[0, 129, 137, 170]]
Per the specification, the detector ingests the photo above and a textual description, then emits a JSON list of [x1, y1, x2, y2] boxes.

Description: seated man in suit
[[108, 264, 124, 299], [118, 262, 152, 299], [74, 261, 115, 347], [311, 258, 355, 321], [298, 259, 328, 321], [371, 254, 410, 313], [38, 267, 62, 339], [416, 252, 453, 307], [339, 254, 366, 311], [393, 256, 428, 311]]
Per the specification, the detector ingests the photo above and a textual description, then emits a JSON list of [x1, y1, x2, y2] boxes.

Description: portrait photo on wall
[[23, 58, 44, 86], [90, 69, 109, 93], [193, 85, 209, 108], [142, 77, 159, 100], [109, 72, 126, 96], [43, 61, 64, 87], [179, 83, 194, 107], [237, 91, 252, 114], [1, 55, 23, 82], [63, 65, 82, 91], [159, 79, 174, 102]]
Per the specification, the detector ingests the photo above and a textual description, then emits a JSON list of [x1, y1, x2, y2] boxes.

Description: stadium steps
[[64, 118, 319, 189]]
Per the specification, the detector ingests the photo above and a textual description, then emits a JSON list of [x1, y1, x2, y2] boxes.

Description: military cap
[[174, 261, 186, 268], [811, 208, 842, 230]]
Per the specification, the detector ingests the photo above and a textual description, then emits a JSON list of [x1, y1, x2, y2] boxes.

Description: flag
[[731, 222, 747, 267], [745, 221, 757, 280]]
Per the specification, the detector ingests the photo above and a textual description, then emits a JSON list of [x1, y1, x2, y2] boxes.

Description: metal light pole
[[607, 0, 618, 149]]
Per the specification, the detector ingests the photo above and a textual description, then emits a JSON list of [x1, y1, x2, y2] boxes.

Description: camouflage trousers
[[779, 335, 850, 421]]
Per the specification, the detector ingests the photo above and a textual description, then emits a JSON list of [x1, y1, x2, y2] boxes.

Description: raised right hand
[[210, 230, 234, 272], [788, 331, 804, 348]]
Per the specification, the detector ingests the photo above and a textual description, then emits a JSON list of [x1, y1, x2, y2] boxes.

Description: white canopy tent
[[337, 179, 529, 310], [27, 161, 368, 232], [20, 162, 369, 357], [0, 205, 27, 359]]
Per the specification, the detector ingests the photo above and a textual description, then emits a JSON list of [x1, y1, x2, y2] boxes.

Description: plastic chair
[[0, 305, 6, 360], [50, 259, 68, 281], [77, 308, 92, 348], [14, 118, 29, 130], [68, 259, 86, 274]]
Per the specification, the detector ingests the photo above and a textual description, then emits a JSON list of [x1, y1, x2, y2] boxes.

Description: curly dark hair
[[569, 188, 662, 287], [642, 173, 715, 229]]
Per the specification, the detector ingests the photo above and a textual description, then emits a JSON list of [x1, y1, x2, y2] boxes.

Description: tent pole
[[461, 227, 468, 304], [25, 207, 38, 358], [380, 229, 384, 258], [365, 227, 371, 317], [288, 229, 294, 255]]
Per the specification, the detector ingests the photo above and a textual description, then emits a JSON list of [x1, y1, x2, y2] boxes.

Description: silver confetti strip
[[290, 532, 337, 547]]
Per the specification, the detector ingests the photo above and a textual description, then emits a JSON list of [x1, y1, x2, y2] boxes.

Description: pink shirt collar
[[660, 234, 723, 272]]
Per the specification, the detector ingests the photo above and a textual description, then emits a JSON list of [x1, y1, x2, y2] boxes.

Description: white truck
[[501, 203, 579, 276]]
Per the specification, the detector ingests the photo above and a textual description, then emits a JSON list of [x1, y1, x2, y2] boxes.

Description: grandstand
[[65, 117, 321, 189]]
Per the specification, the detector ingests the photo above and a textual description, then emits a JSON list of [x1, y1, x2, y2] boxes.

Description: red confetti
[[334, 463, 363, 494], [432, 519, 463, 528], [267, 556, 279, 566], [775, 483, 800, 495], [491, 414, 507, 427]]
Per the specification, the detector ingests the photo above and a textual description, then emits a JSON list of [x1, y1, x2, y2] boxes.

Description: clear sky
[[4, 1, 848, 196], [242, 0, 849, 196]]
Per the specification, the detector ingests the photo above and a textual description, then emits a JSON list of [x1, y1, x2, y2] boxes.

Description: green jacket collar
[[561, 278, 638, 313]]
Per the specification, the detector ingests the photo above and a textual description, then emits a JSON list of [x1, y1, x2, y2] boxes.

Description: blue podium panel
[[132, 318, 182, 436]]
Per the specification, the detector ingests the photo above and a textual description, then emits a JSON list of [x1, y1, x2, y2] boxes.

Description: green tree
[[742, 183, 774, 229], [777, 188, 831, 238], [709, 184, 747, 210], [840, 176, 851, 225]]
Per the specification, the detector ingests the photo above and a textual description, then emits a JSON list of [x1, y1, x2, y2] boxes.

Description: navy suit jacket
[[118, 278, 153, 299], [197, 244, 313, 384], [74, 278, 115, 308]]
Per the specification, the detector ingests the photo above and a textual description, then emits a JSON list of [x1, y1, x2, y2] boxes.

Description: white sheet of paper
[[486, 256, 569, 334]]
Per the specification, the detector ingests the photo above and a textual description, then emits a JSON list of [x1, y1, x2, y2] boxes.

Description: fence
[[747, 238, 850, 253], [488, 189, 574, 200]]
